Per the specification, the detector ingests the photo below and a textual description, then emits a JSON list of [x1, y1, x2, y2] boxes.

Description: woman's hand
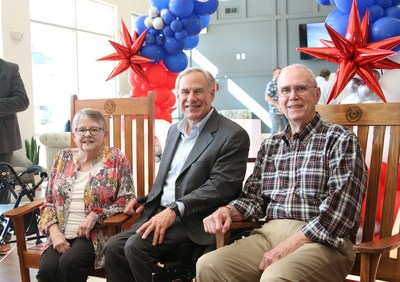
[[49, 225, 70, 254], [77, 214, 97, 239]]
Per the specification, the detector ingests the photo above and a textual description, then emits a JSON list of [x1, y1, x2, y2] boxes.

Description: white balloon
[[380, 69, 400, 102], [148, 6, 159, 18], [160, 9, 169, 17], [357, 84, 381, 103], [346, 77, 363, 94], [144, 16, 154, 28], [153, 17, 165, 30]]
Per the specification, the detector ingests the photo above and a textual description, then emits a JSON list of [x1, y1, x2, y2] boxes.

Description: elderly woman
[[37, 108, 135, 282]]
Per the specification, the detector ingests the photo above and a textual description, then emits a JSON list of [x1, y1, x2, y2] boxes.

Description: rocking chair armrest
[[103, 213, 132, 226], [4, 198, 44, 219], [103, 213, 140, 235], [353, 233, 400, 254]]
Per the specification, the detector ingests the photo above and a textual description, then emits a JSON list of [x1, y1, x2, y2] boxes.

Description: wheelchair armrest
[[216, 221, 263, 249]]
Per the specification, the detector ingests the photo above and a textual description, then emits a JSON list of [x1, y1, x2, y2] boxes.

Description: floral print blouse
[[39, 146, 135, 269]]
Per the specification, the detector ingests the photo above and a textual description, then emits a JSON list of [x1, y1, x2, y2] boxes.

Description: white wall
[[1, 0, 35, 148], [0, 0, 150, 151]]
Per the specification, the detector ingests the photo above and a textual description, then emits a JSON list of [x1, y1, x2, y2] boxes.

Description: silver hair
[[278, 64, 317, 87], [175, 67, 215, 92], [72, 108, 107, 132]]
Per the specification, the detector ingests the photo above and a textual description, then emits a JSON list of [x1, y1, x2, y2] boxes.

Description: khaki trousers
[[196, 219, 355, 282]]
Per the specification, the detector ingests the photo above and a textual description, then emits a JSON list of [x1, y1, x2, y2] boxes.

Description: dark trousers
[[0, 152, 12, 204], [36, 237, 95, 282], [104, 215, 190, 282]]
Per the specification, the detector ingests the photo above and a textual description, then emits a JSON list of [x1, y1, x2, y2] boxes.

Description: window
[[30, 0, 117, 134]]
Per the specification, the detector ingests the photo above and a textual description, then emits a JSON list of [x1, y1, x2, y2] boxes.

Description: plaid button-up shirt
[[231, 114, 367, 248]]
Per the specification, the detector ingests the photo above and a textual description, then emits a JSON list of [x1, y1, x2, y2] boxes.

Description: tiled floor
[[0, 242, 38, 282]]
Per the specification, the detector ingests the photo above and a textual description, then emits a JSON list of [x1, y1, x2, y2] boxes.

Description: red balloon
[[166, 71, 179, 90], [141, 81, 152, 93], [154, 86, 172, 105], [158, 110, 172, 123], [128, 70, 136, 87], [297, 0, 400, 103], [146, 64, 168, 88], [163, 92, 177, 109], [130, 87, 145, 97]]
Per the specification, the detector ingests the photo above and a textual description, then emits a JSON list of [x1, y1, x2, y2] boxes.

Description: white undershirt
[[64, 171, 90, 239]]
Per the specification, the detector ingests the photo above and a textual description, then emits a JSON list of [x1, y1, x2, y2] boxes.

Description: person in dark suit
[[104, 67, 250, 281], [0, 59, 29, 254], [0, 59, 29, 202]]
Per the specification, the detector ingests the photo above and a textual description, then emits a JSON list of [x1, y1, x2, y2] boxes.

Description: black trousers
[[36, 237, 95, 282], [104, 214, 190, 282]]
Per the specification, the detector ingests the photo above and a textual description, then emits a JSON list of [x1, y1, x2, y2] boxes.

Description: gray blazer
[[0, 59, 29, 154], [141, 109, 250, 245]]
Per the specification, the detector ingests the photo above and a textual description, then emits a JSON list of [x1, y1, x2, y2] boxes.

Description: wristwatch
[[167, 202, 181, 217]]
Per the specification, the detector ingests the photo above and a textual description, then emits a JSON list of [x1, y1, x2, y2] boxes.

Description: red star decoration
[[297, 0, 400, 103], [97, 20, 153, 82]]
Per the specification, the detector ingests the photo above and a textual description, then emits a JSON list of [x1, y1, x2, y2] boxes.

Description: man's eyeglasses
[[278, 84, 317, 97], [75, 127, 103, 136]]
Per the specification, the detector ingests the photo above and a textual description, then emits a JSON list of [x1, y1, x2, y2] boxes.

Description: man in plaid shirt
[[197, 64, 368, 282]]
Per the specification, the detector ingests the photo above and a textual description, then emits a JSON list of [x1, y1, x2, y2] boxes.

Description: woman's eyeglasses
[[75, 127, 103, 136], [278, 84, 317, 97]]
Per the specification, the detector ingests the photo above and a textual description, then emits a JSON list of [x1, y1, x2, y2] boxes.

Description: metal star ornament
[[297, 0, 400, 103], [97, 20, 153, 81]]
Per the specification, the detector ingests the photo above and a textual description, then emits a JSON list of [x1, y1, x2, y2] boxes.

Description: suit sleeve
[[0, 63, 29, 117], [180, 126, 250, 216]]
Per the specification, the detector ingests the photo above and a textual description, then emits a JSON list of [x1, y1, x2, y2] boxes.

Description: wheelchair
[[0, 162, 47, 247]]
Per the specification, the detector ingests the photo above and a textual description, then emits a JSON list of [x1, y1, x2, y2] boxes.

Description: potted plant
[[25, 137, 40, 166]]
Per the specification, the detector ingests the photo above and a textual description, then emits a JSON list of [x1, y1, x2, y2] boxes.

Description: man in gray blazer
[[0, 59, 29, 203], [105, 67, 250, 281]]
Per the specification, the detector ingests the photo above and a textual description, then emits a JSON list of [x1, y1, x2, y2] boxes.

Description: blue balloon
[[325, 9, 344, 27], [135, 15, 147, 34], [164, 36, 185, 54], [200, 15, 210, 28], [330, 0, 336, 5], [335, 0, 352, 14], [169, 0, 194, 18], [194, 0, 218, 16], [156, 34, 165, 46], [163, 51, 188, 73], [331, 14, 349, 37], [369, 5, 385, 23], [145, 33, 156, 45], [175, 29, 188, 41], [393, 0, 400, 5], [184, 35, 199, 50], [149, 28, 160, 36], [181, 15, 194, 30], [371, 16, 400, 42], [185, 13, 202, 36], [170, 20, 183, 32], [140, 44, 165, 63], [335, 0, 372, 15], [150, 0, 170, 10], [385, 6, 400, 19], [163, 26, 174, 37], [374, 0, 393, 9], [162, 10, 176, 25], [316, 0, 331, 5]]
